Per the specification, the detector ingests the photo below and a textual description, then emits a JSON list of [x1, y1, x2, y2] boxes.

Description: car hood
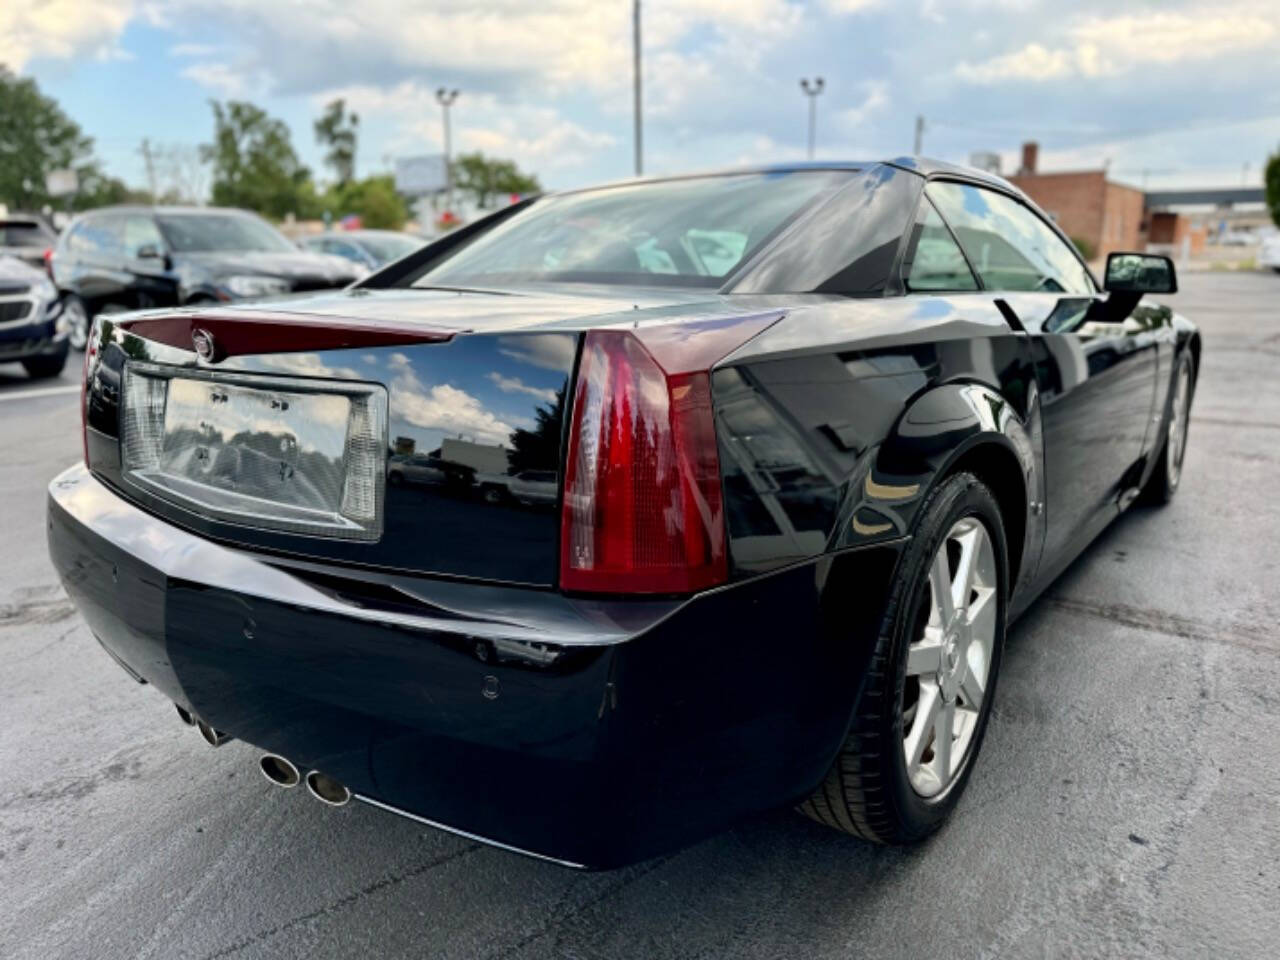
[[0, 254, 47, 286], [175, 250, 361, 282]]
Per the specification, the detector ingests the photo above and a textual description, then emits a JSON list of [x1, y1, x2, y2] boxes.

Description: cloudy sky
[[5, 0, 1279, 193]]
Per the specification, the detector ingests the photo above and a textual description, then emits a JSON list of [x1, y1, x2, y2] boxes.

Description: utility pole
[[435, 88, 460, 211], [799, 77, 824, 160], [140, 138, 157, 202], [633, 0, 643, 176], [913, 115, 925, 156]]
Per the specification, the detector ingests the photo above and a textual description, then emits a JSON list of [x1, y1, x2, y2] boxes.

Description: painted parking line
[[0, 384, 81, 403]]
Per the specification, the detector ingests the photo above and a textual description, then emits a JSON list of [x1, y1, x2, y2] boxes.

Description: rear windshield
[[360, 233, 423, 261], [1, 221, 55, 246], [414, 171, 849, 289], [157, 213, 297, 253]]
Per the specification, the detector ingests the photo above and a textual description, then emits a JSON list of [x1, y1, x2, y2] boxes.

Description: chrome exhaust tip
[[259, 754, 301, 788], [304, 770, 351, 807], [196, 719, 230, 747], [174, 704, 196, 727]]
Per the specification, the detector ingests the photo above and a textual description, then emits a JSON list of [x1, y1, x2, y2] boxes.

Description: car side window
[[122, 216, 164, 258], [67, 216, 121, 256], [926, 182, 1094, 295], [901, 199, 978, 292]]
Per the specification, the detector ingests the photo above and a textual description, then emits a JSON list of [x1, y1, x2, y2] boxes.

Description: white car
[[1260, 234, 1280, 272]]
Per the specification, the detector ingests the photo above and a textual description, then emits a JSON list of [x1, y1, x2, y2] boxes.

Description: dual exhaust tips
[[175, 702, 349, 807], [259, 753, 350, 807], [175, 703, 230, 747]]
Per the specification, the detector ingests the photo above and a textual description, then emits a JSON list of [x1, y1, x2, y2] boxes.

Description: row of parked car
[[0, 205, 427, 380]]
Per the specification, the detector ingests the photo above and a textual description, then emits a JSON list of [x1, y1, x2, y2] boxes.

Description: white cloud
[[957, 3, 1277, 83], [486, 372, 557, 402], [836, 81, 889, 131], [387, 352, 515, 444], [822, 0, 884, 13], [0, 0, 134, 71], [168, 43, 220, 57]]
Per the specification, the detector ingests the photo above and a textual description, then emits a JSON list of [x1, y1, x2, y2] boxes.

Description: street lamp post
[[799, 77, 824, 161], [633, 0, 643, 176], [435, 87, 460, 211]]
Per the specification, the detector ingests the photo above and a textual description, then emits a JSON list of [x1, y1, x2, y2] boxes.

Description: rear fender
[[832, 381, 1044, 591]]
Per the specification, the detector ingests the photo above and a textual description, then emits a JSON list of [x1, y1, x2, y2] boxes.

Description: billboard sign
[[45, 169, 79, 197], [394, 155, 447, 195]]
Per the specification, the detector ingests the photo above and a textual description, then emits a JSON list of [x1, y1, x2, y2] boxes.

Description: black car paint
[[47, 161, 1200, 868], [49, 207, 362, 317]]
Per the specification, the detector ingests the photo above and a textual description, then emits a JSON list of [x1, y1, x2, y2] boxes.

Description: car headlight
[[35, 275, 58, 303], [222, 275, 291, 298]]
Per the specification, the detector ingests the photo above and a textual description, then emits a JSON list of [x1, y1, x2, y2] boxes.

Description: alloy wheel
[[65, 299, 90, 351], [902, 516, 998, 799]]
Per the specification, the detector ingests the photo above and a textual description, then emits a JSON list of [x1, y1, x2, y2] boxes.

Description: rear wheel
[[1141, 351, 1194, 505], [799, 471, 1007, 843]]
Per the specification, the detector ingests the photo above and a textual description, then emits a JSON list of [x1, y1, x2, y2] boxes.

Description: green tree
[[73, 172, 152, 210], [0, 66, 102, 209], [322, 175, 407, 229], [201, 100, 317, 218], [314, 99, 359, 186], [452, 151, 541, 209], [507, 387, 565, 476], [1266, 148, 1280, 229]]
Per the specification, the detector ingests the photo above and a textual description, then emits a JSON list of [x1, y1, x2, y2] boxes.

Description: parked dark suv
[[50, 206, 364, 349]]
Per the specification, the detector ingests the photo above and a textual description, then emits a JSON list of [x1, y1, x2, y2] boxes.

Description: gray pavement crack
[[1044, 596, 1278, 658], [196, 841, 485, 960]]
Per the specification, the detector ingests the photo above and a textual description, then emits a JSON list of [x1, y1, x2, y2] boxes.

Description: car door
[[63, 213, 129, 313], [927, 180, 1159, 569], [119, 214, 180, 310]]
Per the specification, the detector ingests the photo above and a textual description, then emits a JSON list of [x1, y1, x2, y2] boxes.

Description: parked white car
[[1260, 234, 1280, 272]]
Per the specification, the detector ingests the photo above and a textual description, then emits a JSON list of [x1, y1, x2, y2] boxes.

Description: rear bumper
[[47, 464, 902, 868]]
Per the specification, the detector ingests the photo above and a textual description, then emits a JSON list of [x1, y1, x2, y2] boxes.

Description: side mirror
[[136, 243, 163, 260], [1104, 252, 1176, 295]]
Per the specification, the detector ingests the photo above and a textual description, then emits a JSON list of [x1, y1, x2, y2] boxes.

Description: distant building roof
[[1145, 188, 1265, 209]]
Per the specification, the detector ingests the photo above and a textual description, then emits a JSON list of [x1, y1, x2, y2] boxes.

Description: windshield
[[414, 171, 848, 289], [157, 213, 297, 253], [360, 233, 423, 261]]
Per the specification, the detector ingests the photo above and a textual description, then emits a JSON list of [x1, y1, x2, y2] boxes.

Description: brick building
[[1007, 142, 1144, 262]]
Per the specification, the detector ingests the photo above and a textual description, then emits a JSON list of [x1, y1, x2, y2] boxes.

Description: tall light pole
[[633, 0, 643, 176], [913, 114, 925, 156], [799, 77, 824, 160], [436, 87, 459, 211]]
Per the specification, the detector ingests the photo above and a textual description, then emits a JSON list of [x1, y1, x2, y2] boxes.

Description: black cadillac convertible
[[47, 158, 1199, 868]]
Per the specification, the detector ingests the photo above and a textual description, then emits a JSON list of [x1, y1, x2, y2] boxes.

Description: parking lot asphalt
[[2, 272, 1278, 959]]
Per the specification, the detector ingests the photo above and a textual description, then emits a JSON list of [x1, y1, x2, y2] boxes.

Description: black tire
[[22, 349, 69, 379], [1140, 350, 1194, 506], [799, 471, 1008, 844]]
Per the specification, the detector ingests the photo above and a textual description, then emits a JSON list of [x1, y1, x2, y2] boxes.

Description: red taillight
[[560, 329, 733, 595], [43, 247, 53, 278]]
